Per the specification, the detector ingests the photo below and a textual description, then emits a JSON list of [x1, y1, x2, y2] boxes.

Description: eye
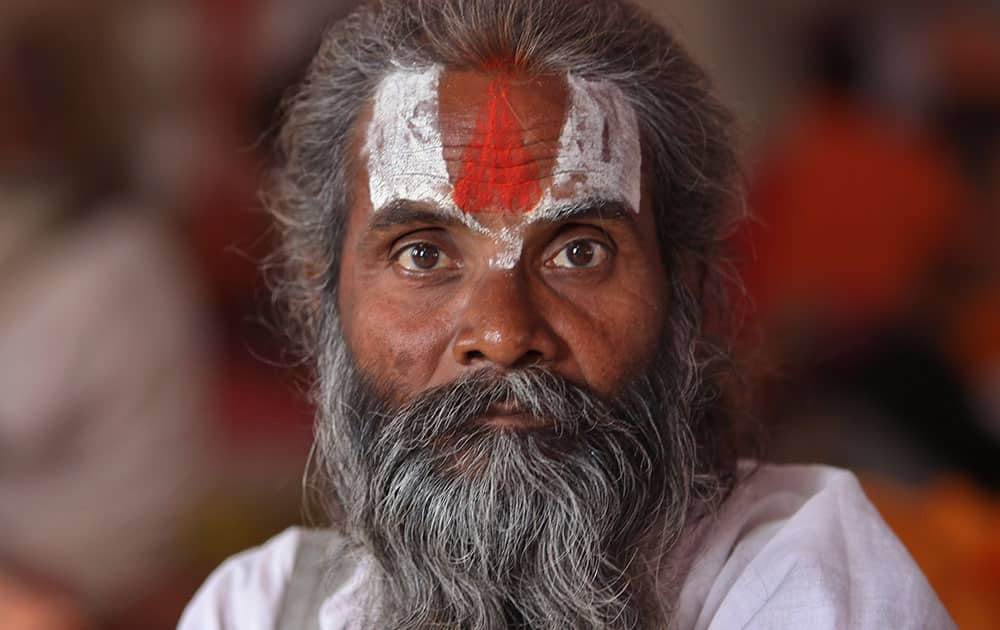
[[394, 242, 454, 271], [548, 239, 609, 269]]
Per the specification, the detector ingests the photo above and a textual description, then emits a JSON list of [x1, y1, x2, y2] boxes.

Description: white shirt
[[179, 464, 954, 629]]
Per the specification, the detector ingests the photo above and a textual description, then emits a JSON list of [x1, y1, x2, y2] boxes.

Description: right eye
[[393, 242, 454, 271]]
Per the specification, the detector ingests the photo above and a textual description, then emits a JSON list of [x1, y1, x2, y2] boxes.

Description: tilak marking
[[365, 65, 641, 269]]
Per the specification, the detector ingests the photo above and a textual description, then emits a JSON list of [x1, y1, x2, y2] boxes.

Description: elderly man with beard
[[180, 0, 953, 628]]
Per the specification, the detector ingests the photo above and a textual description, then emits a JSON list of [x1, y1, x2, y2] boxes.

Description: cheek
[[550, 266, 667, 394], [342, 283, 457, 393]]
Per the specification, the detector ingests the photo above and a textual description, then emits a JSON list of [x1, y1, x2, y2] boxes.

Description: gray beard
[[311, 322, 725, 629]]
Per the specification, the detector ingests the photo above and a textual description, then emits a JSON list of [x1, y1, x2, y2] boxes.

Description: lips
[[475, 401, 550, 430]]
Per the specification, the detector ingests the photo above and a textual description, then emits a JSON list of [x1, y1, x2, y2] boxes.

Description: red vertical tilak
[[453, 76, 543, 214]]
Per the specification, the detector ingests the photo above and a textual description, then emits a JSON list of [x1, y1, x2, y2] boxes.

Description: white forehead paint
[[365, 65, 456, 213], [531, 75, 642, 220], [364, 67, 642, 270], [490, 226, 524, 270]]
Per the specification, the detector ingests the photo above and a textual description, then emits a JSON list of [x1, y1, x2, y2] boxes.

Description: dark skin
[[338, 69, 667, 422]]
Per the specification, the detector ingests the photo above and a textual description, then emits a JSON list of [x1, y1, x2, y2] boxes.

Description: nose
[[452, 270, 560, 369]]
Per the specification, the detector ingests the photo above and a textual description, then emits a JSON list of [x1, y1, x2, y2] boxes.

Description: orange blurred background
[[1, 1, 998, 628]]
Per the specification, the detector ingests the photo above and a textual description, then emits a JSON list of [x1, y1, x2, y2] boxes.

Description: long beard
[[311, 321, 724, 629]]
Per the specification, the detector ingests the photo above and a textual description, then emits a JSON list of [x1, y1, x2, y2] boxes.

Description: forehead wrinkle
[[440, 135, 562, 172], [441, 134, 564, 150]]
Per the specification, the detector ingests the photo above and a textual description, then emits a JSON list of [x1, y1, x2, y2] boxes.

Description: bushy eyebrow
[[363, 196, 636, 250], [535, 198, 636, 227], [368, 200, 464, 233]]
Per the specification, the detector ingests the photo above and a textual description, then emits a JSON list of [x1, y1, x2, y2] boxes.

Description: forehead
[[436, 69, 569, 159], [362, 64, 641, 218]]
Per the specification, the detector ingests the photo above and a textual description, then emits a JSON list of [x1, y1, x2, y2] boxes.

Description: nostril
[[465, 350, 486, 362], [513, 350, 545, 368]]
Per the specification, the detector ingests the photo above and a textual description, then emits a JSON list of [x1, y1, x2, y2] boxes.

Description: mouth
[[474, 401, 550, 430]]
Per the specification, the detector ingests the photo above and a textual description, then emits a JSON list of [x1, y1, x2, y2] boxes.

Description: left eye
[[394, 242, 454, 271], [549, 240, 609, 269]]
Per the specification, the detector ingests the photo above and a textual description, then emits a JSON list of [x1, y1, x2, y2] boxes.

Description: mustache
[[368, 366, 642, 451]]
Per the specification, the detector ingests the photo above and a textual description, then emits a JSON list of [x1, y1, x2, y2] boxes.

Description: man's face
[[317, 65, 720, 628], [338, 66, 667, 409]]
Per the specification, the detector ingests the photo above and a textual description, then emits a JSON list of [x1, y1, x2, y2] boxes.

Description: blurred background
[[0, 0, 997, 628]]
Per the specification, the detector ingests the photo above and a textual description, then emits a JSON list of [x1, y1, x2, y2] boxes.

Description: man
[[181, 0, 953, 628]]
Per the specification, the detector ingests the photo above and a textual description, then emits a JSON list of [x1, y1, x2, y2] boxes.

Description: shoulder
[[675, 463, 955, 630], [178, 528, 305, 630]]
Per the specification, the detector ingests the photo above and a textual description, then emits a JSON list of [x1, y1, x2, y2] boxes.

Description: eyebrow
[[365, 196, 636, 237], [534, 198, 636, 226], [368, 200, 464, 233]]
